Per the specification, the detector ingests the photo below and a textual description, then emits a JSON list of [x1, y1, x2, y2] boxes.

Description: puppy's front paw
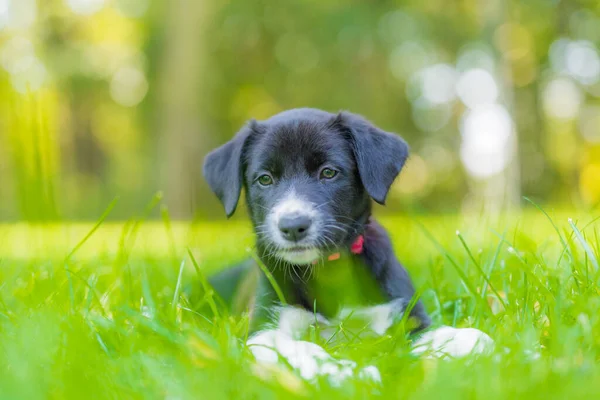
[[248, 330, 329, 379], [358, 365, 382, 382], [411, 326, 494, 358], [247, 330, 381, 385]]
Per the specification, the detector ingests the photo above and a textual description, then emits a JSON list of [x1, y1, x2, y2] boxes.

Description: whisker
[[318, 231, 338, 249], [315, 200, 333, 210], [323, 224, 348, 234], [302, 264, 311, 280], [291, 265, 304, 283]]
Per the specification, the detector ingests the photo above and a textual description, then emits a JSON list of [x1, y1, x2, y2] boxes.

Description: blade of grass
[[248, 249, 287, 306], [414, 221, 494, 316], [187, 248, 221, 319], [505, 245, 555, 299], [83, 273, 98, 314], [64, 196, 120, 262], [65, 269, 107, 318], [172, 259, 186, 314], [490, 227, 558, 302], [481, 232, 505, 299], [456, 231, 507, 311], [161, 205, 178, 261], [140, 264, 158, 323], [427, 259, 445, 324], [119, 192, 163, 263], [524, 197, 573, 263], [63, 196, 119, 311], [85, 319, 111, 357], [569, 218, 600, 273], [452, 289, 462, 327]]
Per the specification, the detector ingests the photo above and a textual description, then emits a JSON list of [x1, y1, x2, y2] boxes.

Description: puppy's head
[[203, 109, 409, 265]]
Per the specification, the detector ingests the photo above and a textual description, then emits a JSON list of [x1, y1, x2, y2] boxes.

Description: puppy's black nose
[[278, 215, 312, 242]]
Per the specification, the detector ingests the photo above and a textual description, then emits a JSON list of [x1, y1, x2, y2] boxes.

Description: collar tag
[[327, 253, 341, 261]]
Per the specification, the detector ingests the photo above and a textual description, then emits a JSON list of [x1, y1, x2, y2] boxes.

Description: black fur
[[202, 108, 430, 332]]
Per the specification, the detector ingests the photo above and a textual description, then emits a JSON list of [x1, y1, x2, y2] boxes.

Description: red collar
[[350, 235, 365, 254], [313, 235, 364, 264]]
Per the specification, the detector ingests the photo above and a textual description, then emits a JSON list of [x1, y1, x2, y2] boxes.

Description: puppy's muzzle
[[278, 214, 312, 242]]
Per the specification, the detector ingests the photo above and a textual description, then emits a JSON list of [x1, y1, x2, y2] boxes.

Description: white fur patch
[[411, 326, 494, 358], [278, 307, 329, 339], [338, 303, 396, 336], [272, 190, 317, 223], [278, 248, 321, 265], [268, 189, 321, 264], [247, 329, 380, 384]]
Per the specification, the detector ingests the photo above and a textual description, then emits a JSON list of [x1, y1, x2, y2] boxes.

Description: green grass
[[1, 210, 600, 399]]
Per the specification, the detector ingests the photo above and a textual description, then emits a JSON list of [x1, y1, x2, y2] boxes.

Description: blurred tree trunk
[[478, 0, 522, 216], [495, 2, 522, 212], [156, 0, 217, 219]]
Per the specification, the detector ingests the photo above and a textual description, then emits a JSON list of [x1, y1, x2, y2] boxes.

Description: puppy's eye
[[257, 174, 273, 186], [320, 168, 338, 180]]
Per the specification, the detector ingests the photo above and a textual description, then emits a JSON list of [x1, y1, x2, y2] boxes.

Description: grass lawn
[[1, 209, 599, 399]]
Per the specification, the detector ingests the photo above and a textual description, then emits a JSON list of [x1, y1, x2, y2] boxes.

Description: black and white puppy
[[203, 108, 493, 382]]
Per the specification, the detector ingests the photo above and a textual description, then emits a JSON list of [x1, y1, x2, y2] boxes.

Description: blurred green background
[[1, 0, 600, 222]]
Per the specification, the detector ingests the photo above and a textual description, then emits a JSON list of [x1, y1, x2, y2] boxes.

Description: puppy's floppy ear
[[202, 121, 258, 217], [334, 111, 409, 205]]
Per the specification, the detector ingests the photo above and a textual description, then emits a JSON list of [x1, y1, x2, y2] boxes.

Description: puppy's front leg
[[365, 301, 495, 357], [338, 298, 412, 336], [340, 300, 495, 358]]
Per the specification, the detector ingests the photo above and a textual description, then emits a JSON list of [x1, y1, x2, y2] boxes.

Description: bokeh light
[[66, 0, 105, 16], [410, 98, 452, 132], [579, 106, 600, 143], [110, 66, 148, 107], [456, 44, 496, 72], [5, 0, 35, 30], [550, 38, 600, 86], [10, 58, 46, 93], [389, 41, 437, 80], [542, 77, 583, 120], [394, 154, 431, 196], [580, 163, 600, 204], [1, 37, 35, 75], [456, 69, 499, 109], [494, 23, 533, 62], [565, 41, 600, 85], [1, 37, 47, 93], [419, 64, 457, 105], [460, 104, 514, 179], [115, 0, 149, 18], [0, 0, 10, 29]]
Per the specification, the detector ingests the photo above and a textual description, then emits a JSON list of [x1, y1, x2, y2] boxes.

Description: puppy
[[202, 108, 493, 383]]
